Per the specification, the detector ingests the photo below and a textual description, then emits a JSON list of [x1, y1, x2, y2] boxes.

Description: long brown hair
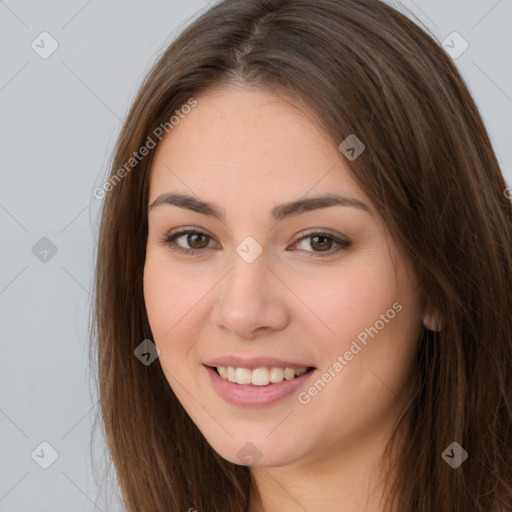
[[90, 0, 512, 510]]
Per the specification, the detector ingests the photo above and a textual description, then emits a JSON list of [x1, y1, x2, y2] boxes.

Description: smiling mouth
[[211, 365, 315, 386]]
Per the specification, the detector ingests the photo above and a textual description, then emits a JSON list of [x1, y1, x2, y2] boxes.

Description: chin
[[205, 432, 308, 468]]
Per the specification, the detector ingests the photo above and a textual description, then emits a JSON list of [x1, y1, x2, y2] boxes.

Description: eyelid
[[159, 227, 219, 252], [291, 228, 352, 254], [159, 227, 351, 257], [294, 228, 348, 243]]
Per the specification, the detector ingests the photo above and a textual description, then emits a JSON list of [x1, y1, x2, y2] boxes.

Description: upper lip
[[203, 356, 315, 370]]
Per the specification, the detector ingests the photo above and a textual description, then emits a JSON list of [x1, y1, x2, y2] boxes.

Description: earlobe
[[422, 307, 443, 332]]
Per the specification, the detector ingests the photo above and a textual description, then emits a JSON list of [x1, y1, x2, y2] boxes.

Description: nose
[[211, 250, 290, 340]]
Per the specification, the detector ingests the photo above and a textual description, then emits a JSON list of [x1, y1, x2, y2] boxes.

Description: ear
[[422, 306, 443, 332]]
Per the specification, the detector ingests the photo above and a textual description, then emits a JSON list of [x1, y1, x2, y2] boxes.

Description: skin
[[143, 82, 425, 512]]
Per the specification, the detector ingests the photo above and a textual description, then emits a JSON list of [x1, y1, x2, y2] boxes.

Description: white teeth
[[269, 367, 284, 383], [235, 367, 252, 385], [251, 368, 270, 386], [227, 366, 236, 383], [215, 366, 309, 386], [283, 368, 295, 380]]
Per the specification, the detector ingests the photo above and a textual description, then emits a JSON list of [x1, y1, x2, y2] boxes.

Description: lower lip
[[205, 365, 316, 407]]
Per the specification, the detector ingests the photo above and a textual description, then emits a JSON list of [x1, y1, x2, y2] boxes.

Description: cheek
[[143, 261, 204, 395], [143, 258, 196, 345], [143, 263, 172, 336], [317, 262, 420, 407], [291, 256, 400, 350]]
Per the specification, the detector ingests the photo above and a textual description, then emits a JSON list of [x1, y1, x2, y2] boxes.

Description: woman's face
[[144, 83, 422, 468]]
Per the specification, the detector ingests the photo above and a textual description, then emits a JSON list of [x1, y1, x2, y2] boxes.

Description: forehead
[[148, 84, 370, 213]]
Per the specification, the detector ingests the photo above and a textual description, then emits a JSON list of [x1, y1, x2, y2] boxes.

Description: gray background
[[0, 0, 510, 510]]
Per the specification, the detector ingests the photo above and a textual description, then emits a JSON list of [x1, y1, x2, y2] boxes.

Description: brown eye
[[292, 231, 351, 257], [186, 233, 210, 249], [160, 229, 351, 258], [160, 229, 218, 255], [309, 235, 333, 252]]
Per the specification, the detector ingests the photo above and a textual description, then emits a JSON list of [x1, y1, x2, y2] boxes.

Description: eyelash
[[158, 228, 351, 258]]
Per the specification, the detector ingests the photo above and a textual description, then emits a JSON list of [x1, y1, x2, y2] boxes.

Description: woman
[[92, 0, 512, 510]]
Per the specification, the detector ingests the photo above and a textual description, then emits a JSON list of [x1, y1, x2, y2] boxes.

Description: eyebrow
[[149, 192, 372, 222]]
